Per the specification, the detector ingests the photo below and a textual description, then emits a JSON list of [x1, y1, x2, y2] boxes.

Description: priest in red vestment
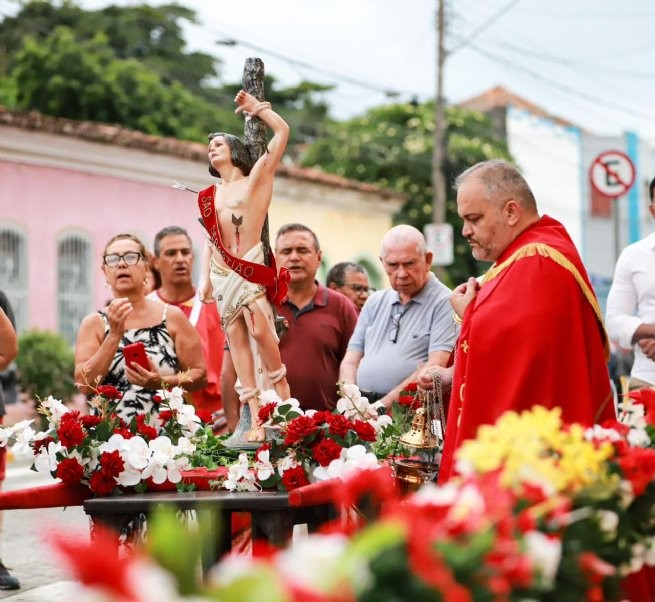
[[419, 160, 616, 484]]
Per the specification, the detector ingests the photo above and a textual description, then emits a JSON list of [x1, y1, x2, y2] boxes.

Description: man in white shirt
[[606, 176, 655, 390]]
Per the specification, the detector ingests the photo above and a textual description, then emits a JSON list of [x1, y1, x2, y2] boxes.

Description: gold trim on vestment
[[480, 242, 609, 359]]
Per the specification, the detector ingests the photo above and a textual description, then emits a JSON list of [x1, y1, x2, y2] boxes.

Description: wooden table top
[[84, 489, 291, 514]]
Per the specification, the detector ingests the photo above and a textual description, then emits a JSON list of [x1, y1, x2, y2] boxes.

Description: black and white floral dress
[[98, 304, 179, 421]]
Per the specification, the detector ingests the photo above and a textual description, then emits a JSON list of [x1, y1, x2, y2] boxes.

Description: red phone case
[[122, 342, 149, 370]]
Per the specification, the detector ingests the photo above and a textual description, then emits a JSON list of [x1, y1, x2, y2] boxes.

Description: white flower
[[254, 449, 274, 481], [277, 454, 298, 475], [224, 454, 257, 492], [413, 482, 459, 505], [259, 389, 282, 405], [644, 537, 655, 566], [596, 510, 619, 536], [175, 437, 196, 456], [117, 467, 143, 487], [524, 530, 562, 587], [34, 441, 63, 474], [626, 542, 646, 574], [120, 436, 151, 471], [209, 555, 263, 586], [336, 393, 369, 420], [0, 426, 12, 447], [142, 437, 180, 484], [41, 395, 69, 421], [159, 386, 186, 410], [275, 534, 351, 592], [99, 433, 126, 454], [175, 405, 201, 435], [313, 445, 380, 481], [340, 383, 361, 399], [627, 427, 652, 448], [11, 420, 37, 456]]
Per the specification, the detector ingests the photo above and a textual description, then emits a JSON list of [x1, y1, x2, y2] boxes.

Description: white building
[[460, 86, 655, 309]]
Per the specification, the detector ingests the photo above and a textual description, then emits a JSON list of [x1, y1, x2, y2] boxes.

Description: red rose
[[404, 382, 418, 392], [33, 436, 54, 454], [617, 447, 655, 496], [312, 439, 343, 467], [96, 385, 122, 400], [55, 457, 85, 485], [258, 402, 277, 423], [281, 465, 310, 491], [327, 414, 350, 438], [311, 411, 333, 426], [352, 419, 376, 442], [81, 415, 102, 428], [99, 450, 125, 477], [158, 410, 173, 423], [152, 394, 163, 404], [57, 419, 86, 448], [398, 394, 420, 409], [135, 415, 157, 440], [88, 468, 117, 495], [284, 415, 319, 446], [112, 427, 134, 439]]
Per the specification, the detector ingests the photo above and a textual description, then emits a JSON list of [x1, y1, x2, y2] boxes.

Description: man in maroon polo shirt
[[275, 224, 358, 411]]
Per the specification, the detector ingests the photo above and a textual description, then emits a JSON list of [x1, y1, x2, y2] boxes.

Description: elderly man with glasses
[[326, 261, 373, 313], [340, 225, 457, 409]]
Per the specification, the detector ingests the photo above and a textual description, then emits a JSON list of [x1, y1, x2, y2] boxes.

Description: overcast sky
[[10, 0, 655, 142]]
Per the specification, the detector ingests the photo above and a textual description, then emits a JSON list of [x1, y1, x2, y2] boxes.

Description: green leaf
[[147, 507, 202, 596]]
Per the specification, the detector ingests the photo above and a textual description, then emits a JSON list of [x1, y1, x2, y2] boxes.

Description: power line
[[459, 37, 655, 123], [487, 39, 655, 77], [448, 0, 522, 55]]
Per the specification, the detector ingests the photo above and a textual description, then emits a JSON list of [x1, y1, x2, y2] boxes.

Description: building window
[[58, 235, 92, 345], [0, 229, 27, 332]]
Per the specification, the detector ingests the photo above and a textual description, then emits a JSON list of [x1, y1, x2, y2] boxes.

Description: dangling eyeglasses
[[389, 304, 409, 343], [103, 252, 142, 267]]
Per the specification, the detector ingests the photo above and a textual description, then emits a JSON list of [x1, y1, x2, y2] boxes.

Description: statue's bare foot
[[247, 426, 266, 442]]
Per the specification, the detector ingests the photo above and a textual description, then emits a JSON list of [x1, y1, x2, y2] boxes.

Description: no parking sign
[[589, 150, 636, 198], [424, 223, 453, 266]]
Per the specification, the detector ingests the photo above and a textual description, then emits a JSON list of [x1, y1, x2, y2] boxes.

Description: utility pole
[[432, 0, 447, 226]]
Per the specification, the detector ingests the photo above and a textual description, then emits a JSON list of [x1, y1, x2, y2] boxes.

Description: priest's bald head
[[455, 160, 540, 263]]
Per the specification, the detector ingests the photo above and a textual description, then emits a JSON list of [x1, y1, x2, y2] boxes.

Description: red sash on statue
[[197, 185, 289, 306]]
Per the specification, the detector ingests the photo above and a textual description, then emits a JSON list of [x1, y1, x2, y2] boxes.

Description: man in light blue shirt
[[340, 225, 457, 409]]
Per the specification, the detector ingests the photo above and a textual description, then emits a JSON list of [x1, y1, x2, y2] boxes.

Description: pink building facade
[[0, 109, 400, 344]]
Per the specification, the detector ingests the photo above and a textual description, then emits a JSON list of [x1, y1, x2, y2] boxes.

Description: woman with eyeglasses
[[75, 234, 207, 420]]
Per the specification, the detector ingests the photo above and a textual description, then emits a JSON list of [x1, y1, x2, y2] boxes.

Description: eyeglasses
[[103, 252, 142, 267], [389, 304, 409, 343], [344, 284, 374, 296]]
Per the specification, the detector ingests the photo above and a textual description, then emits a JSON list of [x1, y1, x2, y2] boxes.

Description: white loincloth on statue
[[209, 242, 278, 394]]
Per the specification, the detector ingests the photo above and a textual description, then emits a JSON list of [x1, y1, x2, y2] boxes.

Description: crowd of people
[[1, 90, 651, 592]]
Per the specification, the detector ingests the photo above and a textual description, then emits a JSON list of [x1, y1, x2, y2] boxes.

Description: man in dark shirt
[[275, 224, 358, 411]]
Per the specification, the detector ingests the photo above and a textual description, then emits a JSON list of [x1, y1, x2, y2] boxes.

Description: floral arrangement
[[220, 384, 395, 492], [44, 394, 655, 601], [0, 385, 210, 495]]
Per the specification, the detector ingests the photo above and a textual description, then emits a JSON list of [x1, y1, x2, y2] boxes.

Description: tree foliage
[[302, 102, 513, 284], [0, 0, 333, 147], [16, 330, 76, 400]]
